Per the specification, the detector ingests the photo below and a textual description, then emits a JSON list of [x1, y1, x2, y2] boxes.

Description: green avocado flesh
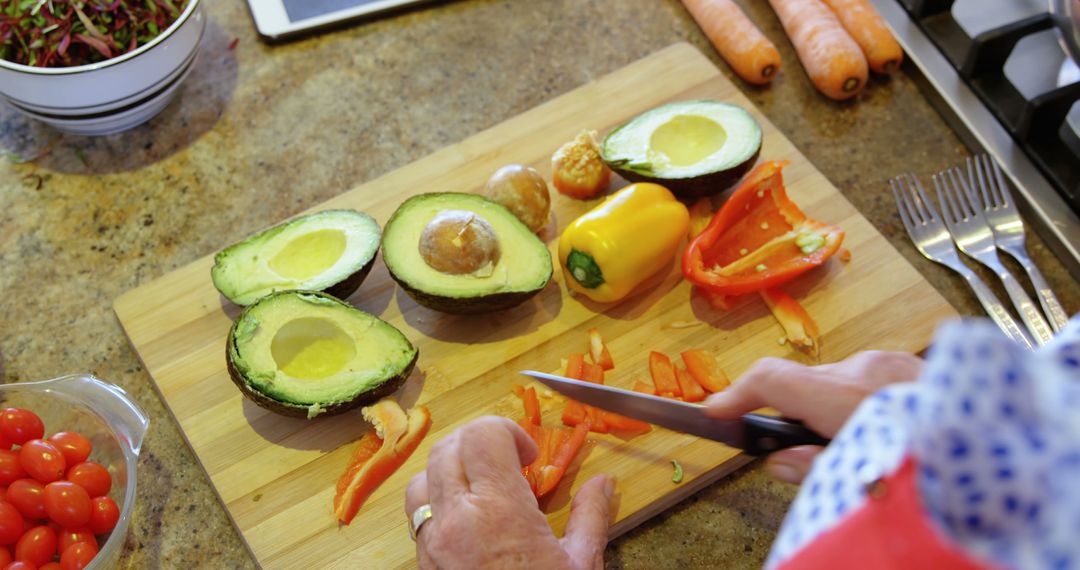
[[226, 291, 417, 419], [212, 210, 381, 306], [601, 100, 762, 198], [382, 193, 553, 314]]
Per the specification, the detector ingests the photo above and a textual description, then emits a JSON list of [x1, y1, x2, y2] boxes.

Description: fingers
[[704, 357, 864, 435], [560, 474, 615, 569], [405, 471, 430, 519], [458, 417, 538, 497], [830, 350, 923, 388], [764, 446, 824, 484], [426, 430, 468, 508]]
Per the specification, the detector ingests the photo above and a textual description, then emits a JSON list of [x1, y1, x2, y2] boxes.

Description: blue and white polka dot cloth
[[767, 315, 1080, 569]]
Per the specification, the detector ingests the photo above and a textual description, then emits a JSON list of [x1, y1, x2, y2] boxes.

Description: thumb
[[560, 474, 615, 569], [764, 445, 825, 484]]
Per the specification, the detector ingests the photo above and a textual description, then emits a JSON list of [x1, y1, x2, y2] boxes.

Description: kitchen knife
[[520, 370, 830, 456]]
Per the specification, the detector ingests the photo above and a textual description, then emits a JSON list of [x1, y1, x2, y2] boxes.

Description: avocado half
[[381, 193, 553, 314], [226, 290, 418, 419], [211, 210, 381, 306], [601, 100, 762, 199]]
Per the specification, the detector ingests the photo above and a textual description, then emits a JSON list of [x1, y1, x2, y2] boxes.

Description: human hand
[[704, 351, 923, 484], [405, 416, 615, 569]]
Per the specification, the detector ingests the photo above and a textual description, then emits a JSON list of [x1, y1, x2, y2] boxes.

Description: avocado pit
[[418, 210, 502, 276]]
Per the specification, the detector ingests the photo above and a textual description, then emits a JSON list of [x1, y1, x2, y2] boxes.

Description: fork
[[933, 168, 1052, 346], [891, 174, 1034, 349], [967, 154, 1069, 334]]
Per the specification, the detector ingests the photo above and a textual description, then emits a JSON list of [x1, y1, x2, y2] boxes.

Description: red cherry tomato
[[42, 483, 89, 530], [0, 453, 26, 487], [14, 525, 56, 567], [0, 545, 10, 566], [0, 487, 6, 502], [19, 442, 65, 484], [0, 503, 23, 545], [5, 481, 45, 521], [45, 434, 90, 468], [59, 540, 96, 570], [87, 497, 118, 536], [0, 410, 44, 448], [55, 528, 94, 557], [42, 563, 63, 570], [64, 465, 109, 500], [4, 561, 36, 570]]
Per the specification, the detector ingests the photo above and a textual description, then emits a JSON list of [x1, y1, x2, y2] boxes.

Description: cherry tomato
[[42, 483, 89, 530], [0, 487, 6, 502], [42, 564, 63, 570], [0, 545, 10, 566], [14, 525, 56, 567], [64, 465, 109, 500], [0, 453, 26, 487], [59, 541, 96, 570], [45, 434, 90, 468], [87, 497, 118, 536], [55, 527, 94, 558], [5, 481, 45, 521], [4, 561, 35, 570], [0, 503, 23, 545], [0, 410, 44, 448], [19, 442, 65, 484]]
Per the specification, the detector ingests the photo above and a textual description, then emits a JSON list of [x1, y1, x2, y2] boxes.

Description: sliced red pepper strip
[[761, 287, 821, 359], [649, 352, 681, 397], [535, 422, 590, 497], [333, 399, 432, 524], [682, 161, 845, 298], [680, 349, 731, 393], [522, 386, 542, 426], [601, 410, 652, 433], [565, 353, 586, 379], [562, 353, 590, 427], [675, 367, 707, 403], [587, 328, 615, 371]]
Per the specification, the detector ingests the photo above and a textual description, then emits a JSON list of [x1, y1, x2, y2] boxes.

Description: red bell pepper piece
[[649, 352, 681, 397], [522, 386, 542, 426], [334, 399, 432, 524], [587, 328, 615, 370], [565, 353, 586, 379], [682, 161, 845, 298], [562, 353, 589, 426], [533, 422, 590, 497], [632, 380, 656, 395], [675, 367, 707, 403], [760, 287, 821, 358], [680, 349, 731, 393]]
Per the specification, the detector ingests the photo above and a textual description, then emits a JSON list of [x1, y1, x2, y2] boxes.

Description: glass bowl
[[0, 374, 148, 568]]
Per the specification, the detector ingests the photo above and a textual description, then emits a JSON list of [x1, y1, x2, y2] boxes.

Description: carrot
[[821, 0, 903, 74], [768, 0, 868, 100], [681, 0, 782, 85]]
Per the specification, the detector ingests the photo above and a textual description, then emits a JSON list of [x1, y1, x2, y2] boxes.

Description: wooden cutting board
[[114, 42, 957, 568]]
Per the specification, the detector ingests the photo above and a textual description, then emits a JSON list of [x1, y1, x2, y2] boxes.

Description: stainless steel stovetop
[[870, 0, 1080, 281]]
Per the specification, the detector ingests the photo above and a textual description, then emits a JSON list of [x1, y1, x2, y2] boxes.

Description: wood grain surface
[[113, 43, 957, 568]]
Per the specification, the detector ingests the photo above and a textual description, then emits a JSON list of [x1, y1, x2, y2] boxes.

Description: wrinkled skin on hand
[[705, 351, 924, 484], [406, 416, 615, 569]]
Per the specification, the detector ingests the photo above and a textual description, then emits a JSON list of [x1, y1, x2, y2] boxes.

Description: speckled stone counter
[[1, 0, 1076, 568]]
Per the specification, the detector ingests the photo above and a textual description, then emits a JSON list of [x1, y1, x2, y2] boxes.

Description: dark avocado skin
[[387, 266, 548, 314], [321, 255, 376, 302], [225, 290, 418, 419], [609, 147, 761, 200]]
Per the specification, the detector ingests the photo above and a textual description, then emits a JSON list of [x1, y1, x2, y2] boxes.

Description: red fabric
[[778, 456, 996, 570]]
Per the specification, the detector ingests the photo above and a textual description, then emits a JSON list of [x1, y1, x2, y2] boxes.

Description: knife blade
[[520, 370, 830, 456]]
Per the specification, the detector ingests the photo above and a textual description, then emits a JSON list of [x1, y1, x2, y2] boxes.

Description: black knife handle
[[741, 414, 831, 456]]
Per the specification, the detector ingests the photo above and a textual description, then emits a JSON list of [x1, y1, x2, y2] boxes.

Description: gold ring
[[409, 504, 433, 541]]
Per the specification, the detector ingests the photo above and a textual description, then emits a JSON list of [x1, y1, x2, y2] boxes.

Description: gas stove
[[869, 0, 1080, 281]]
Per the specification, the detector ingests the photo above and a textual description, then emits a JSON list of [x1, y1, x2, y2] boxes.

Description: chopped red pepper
[[682, 161, 845, 298], [587, 328, 615, 370], [649, 352, 681, 398], [680, 349, 730, 393], [565, 353, 586, 379], [675, 367, 707, 402], [760, 287, 821, 359], [518, 386, 591, 499], [333, 399, 431, 524], [522, 386, 542, 426], [632, 380, 656, 395]]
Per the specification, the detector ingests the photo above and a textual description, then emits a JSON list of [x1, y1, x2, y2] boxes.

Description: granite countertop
[[1, 0, 1076, 568]]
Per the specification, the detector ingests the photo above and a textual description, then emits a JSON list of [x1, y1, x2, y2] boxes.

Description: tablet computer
[[247, 0, 439, 41]]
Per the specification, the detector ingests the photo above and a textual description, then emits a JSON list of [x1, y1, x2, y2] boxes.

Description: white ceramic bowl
[[0, 0, 205, 136]]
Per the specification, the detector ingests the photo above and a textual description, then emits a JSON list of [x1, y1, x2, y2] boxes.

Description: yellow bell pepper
[[558, 183, 689, 303]]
